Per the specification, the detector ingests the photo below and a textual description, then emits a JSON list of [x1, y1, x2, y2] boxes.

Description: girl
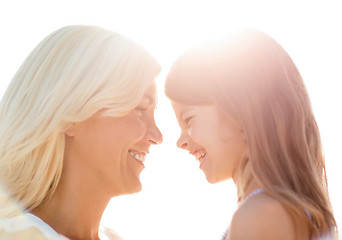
[[165, 29, 337, 239]]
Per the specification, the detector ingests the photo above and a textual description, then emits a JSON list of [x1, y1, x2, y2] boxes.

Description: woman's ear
[[64, 124, 76, 137], [240, 128, 247, 144]]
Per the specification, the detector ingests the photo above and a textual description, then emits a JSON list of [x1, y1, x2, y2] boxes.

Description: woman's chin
[[131, 182, 142, 193], [111, 179, 142, 197], [126, 180, 143, 195]]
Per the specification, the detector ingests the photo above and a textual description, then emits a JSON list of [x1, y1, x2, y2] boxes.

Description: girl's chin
[[206, 177, 221, 184], [204, 171, 230, 184], [204, 172, 220, 184]]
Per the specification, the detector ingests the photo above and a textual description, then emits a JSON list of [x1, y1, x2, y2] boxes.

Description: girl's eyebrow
[[179, 107, 192, 120], [179, 111, 185, 121]]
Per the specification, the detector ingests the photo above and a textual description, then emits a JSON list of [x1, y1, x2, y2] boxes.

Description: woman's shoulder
[[100, 226, 124, 240], [0, 214, 123, 240], [0, 213, 67, 240], [228, 193, 296, 240]]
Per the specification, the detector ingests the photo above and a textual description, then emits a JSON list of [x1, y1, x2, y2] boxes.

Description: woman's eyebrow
[[140, 95, 154, 106], [146, 95, 154, 104]]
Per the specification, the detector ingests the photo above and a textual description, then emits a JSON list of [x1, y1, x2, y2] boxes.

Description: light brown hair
[[165, 29, 336, 238]]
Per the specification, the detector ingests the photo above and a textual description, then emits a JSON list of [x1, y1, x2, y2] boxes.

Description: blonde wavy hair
[[0, 25, 160, 217], [165, 29, 336, 238]]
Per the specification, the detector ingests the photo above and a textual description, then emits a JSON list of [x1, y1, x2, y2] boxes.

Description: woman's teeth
[[129, 151, 146, 163]]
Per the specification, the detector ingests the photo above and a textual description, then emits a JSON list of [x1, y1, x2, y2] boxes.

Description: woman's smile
[[128, 149, 148, 167]]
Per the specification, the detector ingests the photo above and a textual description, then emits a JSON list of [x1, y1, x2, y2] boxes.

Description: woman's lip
[[128, 150, 146, 167]]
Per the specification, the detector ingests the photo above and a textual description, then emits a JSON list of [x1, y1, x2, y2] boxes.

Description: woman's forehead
[[141, 82, 157, 104]]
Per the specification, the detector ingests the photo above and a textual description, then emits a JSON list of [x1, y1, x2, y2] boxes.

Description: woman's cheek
[[135, 116, 148, 138], [124, 113, 147, 140]]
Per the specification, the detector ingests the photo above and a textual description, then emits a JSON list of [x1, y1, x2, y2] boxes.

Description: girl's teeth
[[195, 153, 205, 161]]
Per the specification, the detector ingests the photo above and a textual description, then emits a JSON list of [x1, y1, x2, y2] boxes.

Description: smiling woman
[[63, 83, 162, 196], [0, 25, 162, 240]]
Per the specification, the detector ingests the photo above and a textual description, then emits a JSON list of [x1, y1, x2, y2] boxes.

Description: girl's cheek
[[187, 123, 195, 139], [188, 123, 202, 143]]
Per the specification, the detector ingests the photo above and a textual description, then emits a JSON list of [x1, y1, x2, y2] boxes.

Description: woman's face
[[172, 102, 246, 183], [64, 83, 162, 196]]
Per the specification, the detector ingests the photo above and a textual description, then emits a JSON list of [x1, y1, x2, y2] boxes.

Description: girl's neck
[[234, 177, 262, 202]]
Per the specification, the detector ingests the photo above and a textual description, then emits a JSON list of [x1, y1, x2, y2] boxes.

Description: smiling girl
[[165, 29, 338, 239]]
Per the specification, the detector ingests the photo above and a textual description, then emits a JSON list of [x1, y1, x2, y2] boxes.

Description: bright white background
[[0, 1, 341, 239]]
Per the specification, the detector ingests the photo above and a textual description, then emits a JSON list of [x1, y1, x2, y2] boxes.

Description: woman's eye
[[136, 107, 147, 111], [135, 106, 148, 116]]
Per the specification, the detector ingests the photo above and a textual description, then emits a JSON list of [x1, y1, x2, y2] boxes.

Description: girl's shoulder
[[228, 193, 297, 240]]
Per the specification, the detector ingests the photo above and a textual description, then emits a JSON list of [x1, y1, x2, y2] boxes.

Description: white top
[[0, 213, 122, 240]]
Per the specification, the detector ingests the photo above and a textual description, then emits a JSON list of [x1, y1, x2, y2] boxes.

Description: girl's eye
[[184, 116, 193, 127]]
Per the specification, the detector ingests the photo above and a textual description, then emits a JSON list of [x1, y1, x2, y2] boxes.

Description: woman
[[165, 29, 338, 239], [0, 25, 162, 239]]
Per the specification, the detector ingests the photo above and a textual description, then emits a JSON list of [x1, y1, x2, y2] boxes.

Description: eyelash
[[184, 116, 193, 126], [135, 106, 148, 115], [136, 106, 147, 111]]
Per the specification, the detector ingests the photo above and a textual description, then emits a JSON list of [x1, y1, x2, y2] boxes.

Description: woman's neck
[[31, 170, 111, 240]]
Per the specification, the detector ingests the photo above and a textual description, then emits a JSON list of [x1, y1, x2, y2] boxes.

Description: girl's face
[[64, 83, 163, 196], [172, 102, 247, 183]]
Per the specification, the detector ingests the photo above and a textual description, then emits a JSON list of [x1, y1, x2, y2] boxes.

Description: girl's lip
[[199, 155, 206, 169], [190, 150, 206, 162]]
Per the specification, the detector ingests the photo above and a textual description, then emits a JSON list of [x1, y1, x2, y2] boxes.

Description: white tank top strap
[[241, 188, 264, 204]]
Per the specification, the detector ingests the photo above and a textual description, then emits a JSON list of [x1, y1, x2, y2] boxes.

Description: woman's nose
[[146, 121, 163, 145]]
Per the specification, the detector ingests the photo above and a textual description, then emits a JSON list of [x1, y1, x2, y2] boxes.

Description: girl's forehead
[[172, 101, 193, 111], [172, 101, 215, 116]]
